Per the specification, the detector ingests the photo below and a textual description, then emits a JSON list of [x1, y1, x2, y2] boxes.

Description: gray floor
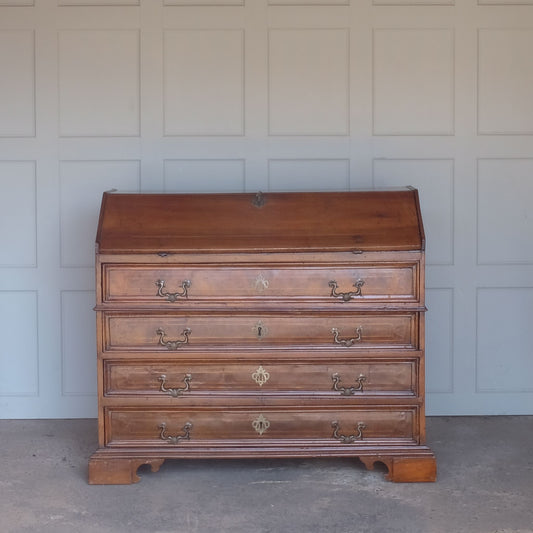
[[0, 417, 532, 533]]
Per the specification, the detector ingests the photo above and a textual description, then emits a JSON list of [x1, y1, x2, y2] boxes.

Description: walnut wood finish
[[103, 358, 418, 397], [89, 189, 436, 484], [103, 263, 419, 304]]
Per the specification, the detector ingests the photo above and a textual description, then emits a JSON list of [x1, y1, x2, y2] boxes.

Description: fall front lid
[[96, 189, 424, 254]]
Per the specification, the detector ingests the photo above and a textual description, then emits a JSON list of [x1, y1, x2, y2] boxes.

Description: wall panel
[[425, 288, 454, 394], [0, 291, 38, 397], [163, 30, 244, 136], [1, 0, 532, 417], [164, 159, 245, 192], [268, 159, 349, 190], [0, 30, 35, 137], [477, 159, 533, 265], [477, 288, 533, 393], [0, 161, 36, 267], [58, 30, 140, 137], [61, 290, 96, 396], [268, 28, 349, 135], [478, 29, 533, 134], [373, 28, 454, 135]]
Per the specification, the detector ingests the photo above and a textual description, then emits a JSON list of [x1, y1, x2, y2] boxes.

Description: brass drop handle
[[329, 279, 364, 301], [331, 421, 366, 443], [158, 422, 192, 444], [156, 328, 191, 350], [332, 373, 366, 395], [158, 374, 192, 397], [331, 327, 363, 347], [155, 279, 191, 302]]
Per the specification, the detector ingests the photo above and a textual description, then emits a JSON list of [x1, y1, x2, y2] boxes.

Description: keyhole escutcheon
[[253, 321, 268, 340]]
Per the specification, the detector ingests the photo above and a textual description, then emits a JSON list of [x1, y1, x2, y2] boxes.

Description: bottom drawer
[[104, 407, 418, 447]]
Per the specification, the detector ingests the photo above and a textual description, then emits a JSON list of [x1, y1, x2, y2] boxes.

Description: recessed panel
[[164, 30, 244, 136], [58, 30, 140, 136], [425, 289, 453, 393], [61, 291, 96, 396], [0, 30, 35, 137], [478, 159, 533, 264], [477, 288, 533, 392], [164, 159, 245, 192], [59, 0, 138, 4], [0, 291, 38, 396], [374, 0, 453, 3], [268, 159, 349, 191], [479, 0, 533, 4], [373, 159, 454, 265], [164, 0, 242, 4], [60, 160, 140, 267], [373, 29, 454, 135], [269, 29, 349, 136], [270, 0, 348, 4], [0, 161, 36, 267], [478, 29, 533, 134]]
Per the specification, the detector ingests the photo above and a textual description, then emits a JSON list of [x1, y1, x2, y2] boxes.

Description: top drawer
[[101, 263, 420, 306]]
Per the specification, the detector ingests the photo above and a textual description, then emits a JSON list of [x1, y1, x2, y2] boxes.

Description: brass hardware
[[252, 365, 270, 387], [158, 422, 192, 444], [252, 414, 270, 435], [331, 327, 362, 347], [253, 320, 268, 340], [158, 374, 192, 397], [155, 279, 191, 302], [331, 421, 366, 443], [253, 273, 270, 293], [328, 279, 364, 301], [156, 327, 191, 350], [252, 191, 266, 208], [332, 373, 366, 395]]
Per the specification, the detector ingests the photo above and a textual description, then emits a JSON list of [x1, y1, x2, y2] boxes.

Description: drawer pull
[[331, 421, 366, 443], [328, 279, 364, 301], [158, 422, 192, 444], [156, 327, 191, 350], [155, 279, 191, 302], [331, 327, 362, 347], [331, 373, 366, 395], [158, 374, 192, 397]]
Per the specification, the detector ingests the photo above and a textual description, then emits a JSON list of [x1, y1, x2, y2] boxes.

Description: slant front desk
[[88, 189, 436, 484]]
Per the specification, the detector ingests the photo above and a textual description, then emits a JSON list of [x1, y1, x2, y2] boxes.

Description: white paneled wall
[[1, 0, 533, 418]]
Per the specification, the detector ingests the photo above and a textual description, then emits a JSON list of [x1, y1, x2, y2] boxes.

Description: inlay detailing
[[252, 365, 270, 387], [254, 273, 270, 293]]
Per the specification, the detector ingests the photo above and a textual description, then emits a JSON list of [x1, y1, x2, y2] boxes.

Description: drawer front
[[103, 312, 419, 351], [104, 407, 417, 446], [103, 359, 417, 397], [102, 263, 419, 304]]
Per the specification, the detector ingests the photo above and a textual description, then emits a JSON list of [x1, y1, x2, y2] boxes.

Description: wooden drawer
[[103, 359, 418, 397], [101, 263, 419, 305], [103, 312, 419, 351], [104, 407, 417, 446]]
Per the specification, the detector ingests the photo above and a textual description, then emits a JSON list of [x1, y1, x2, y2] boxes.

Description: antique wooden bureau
[[88, 189, 436, 484]]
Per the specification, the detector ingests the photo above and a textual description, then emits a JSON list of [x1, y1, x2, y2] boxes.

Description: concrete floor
[[0, 417, 532, 533]]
